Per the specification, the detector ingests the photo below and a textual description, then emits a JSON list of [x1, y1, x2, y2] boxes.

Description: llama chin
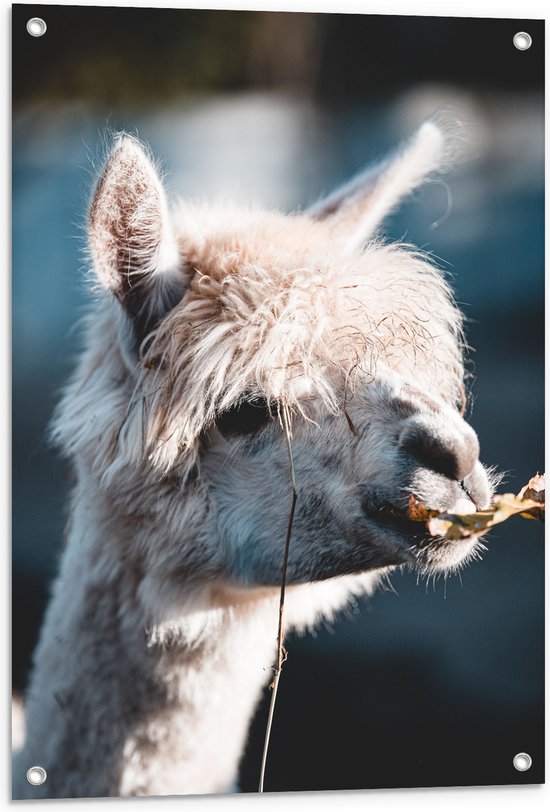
[[13, 121, 494, 799]]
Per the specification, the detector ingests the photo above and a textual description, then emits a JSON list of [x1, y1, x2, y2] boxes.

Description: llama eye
[[215, 397, 275, 438]]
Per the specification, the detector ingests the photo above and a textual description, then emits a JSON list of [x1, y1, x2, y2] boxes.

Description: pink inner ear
[[88, 136, 184, 341], [89, 137, 165, 302]]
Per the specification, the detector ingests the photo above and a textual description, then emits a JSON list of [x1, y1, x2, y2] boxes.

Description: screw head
[[26, 765, 47, 785]]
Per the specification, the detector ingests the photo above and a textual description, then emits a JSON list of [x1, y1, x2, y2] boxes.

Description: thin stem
[[258, 403, 297, 793]]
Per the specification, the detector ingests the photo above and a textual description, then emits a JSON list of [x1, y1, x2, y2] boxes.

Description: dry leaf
[[407, 495, 438, 522], [517, 473, 545, 520], [408, 474, 545, 541]]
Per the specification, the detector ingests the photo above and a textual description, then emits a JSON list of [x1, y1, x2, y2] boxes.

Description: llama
[[13, 121, 494, 799]]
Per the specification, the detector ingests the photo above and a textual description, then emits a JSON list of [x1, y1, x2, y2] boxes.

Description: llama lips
[[447, 496, 477, 515], [369, 494, 478, 540]]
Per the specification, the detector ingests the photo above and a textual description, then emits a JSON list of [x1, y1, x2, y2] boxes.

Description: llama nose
[[398, 418, 479, 482]]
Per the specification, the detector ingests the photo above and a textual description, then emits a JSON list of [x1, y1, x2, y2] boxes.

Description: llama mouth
[[367, 503, 430, 538], [361, 494, 428, 540], [359, 506, 480, 578], [361, 492, 484, 573], [363, 494, 477, 543]]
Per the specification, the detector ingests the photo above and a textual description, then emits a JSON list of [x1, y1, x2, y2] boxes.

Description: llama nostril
[[399, 421, 479, 482]]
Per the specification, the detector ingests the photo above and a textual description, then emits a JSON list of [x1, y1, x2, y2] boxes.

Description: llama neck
[[14, 485, 278, 799]]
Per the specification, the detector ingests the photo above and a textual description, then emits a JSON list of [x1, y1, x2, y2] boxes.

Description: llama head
[[57, 123, 494, 605]]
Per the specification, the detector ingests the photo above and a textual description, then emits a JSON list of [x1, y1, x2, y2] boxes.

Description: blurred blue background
[[12, 6, 544, 790]]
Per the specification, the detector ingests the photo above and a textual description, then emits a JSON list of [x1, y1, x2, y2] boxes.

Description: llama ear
[[89, 135, 184, 344], [309, 121, 447, 252]]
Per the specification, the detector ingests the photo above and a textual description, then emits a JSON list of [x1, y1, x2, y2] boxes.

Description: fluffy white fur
[[13, 123, 493, 799]]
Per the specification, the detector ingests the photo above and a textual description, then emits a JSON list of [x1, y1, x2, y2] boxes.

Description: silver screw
[[26, 765, 47, 785], [513, 32, 532, 51], [26, 18, 47, 38], [513, 752, 532, 772]]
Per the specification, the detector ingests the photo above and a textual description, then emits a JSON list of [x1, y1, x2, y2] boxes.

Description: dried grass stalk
[[258, 402, 297, 793]]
